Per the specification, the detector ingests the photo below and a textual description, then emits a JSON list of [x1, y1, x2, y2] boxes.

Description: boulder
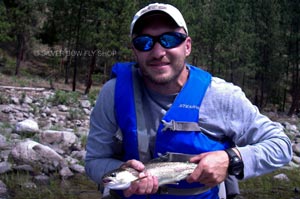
[[40, 130, 79, 153], [15, 119, 39, 134], [11, 139, 66, 172]]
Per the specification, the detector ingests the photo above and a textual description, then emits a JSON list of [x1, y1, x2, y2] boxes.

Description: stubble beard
[[143, 63, 185, 86]]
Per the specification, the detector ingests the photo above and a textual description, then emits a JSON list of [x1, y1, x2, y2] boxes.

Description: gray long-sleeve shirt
[[85, 75, 292, 184]]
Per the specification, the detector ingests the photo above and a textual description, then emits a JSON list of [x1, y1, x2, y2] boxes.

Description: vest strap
[[109, 186, 211, 197], [158, 185, 211, 195], [162, 120, 202, 131], [161, 120, 228, 142], [153, 152, 194, 162]]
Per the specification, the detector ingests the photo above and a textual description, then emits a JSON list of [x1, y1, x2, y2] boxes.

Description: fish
[[102, 162, 197, 190]]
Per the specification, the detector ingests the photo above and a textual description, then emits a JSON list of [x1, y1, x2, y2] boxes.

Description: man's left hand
[[186, 150, 229, 187]]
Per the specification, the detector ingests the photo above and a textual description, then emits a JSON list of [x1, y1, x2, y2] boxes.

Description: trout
[[102, 162, 197, 190]]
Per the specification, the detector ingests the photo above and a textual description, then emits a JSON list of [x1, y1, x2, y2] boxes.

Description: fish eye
[[110, 172, 116, 177]]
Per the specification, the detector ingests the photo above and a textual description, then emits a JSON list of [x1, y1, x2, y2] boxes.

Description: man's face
[[132, 15, 191, 87]]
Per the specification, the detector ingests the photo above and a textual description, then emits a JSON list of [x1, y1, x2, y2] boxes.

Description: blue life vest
[[112, 62, 231, 199]]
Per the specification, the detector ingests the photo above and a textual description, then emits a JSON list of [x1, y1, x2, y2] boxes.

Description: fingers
[[187, 151, 228, 187], [122, 159, 159, 197], [189, 153, 204, 163], [189, 168, 221, 187], [122, 159, 145, 171], [123, 172, 159, 197], [186, 161, 203, 183]]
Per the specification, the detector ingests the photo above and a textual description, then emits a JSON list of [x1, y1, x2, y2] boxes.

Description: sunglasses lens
[[133, 36, 153, 51], [133, 32, 187, 52], [160, 33, 186, 49]]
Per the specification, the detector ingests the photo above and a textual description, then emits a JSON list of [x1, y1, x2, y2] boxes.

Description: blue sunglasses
[[132, 32, 187, 52]]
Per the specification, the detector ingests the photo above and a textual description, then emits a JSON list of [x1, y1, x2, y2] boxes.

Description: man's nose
[[150, 42, 166, 59]]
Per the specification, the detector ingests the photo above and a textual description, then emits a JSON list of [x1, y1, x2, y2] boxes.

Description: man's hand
[[122, 159, 159, 197], [186, 150, 229, 187]]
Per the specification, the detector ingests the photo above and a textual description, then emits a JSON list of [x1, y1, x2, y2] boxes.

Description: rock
[[0, 88, 91, 179], [83, 108, 91, 115], [42, 107, 51, 116], [33, 174, 50, 185], [286, 161, 300, 169], [13, 164, 34, 173], [15, 119, 39, 134], [0, 162, 12, 174], [50, 113, 57, 118], [1, 106, 13, 114], [23, 96, 33, 104], [40, 130, 78, 152], [273, 173, 290, 181], [15, 112, 24, 121], [70, 164, 85, 174], [19, 181, 37, 189], [0, 150, 11, 162], [292, 143, 300, 156], [0, 180, 8, 197], [58, 105, 69, 112], [0, 134, 7, 149], [71, 150, 86, 161], [65, 156, 78, 165], [292, 155, 300, 164], [11, 97, 19, 104], [294, 137, 300, 143], [80, 100, 91, 109], [10, 133, 20, 140], [59, 167, 74, 179], [40, 130, 63, 144], [11, 139, 66, 172], [74, 120, 82, 127]]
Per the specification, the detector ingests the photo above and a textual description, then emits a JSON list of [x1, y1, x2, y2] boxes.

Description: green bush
[[68, 108, 83, 120], [49, 90, 80, 106], [0, 92, 9, 104], [87, 88, 99, 107]]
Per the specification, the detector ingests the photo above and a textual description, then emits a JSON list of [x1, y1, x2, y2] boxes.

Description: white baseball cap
[[130, 3, 188, 35]]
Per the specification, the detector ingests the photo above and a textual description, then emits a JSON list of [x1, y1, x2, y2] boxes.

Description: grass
[[239, 168, 300, 199], [49, 90, 81, 106], [0, 91, 10, 104], [0, 172, 99, 199], [1, 168, 299, 199]]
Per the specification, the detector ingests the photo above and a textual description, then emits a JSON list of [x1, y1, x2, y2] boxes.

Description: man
[[85, 3, 292, 199]]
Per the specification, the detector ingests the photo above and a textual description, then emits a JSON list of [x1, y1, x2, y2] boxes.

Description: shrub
[[49, 90, 80, 106]]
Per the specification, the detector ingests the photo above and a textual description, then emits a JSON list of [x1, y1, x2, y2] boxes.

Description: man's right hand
[[121, 159, 159, 197]]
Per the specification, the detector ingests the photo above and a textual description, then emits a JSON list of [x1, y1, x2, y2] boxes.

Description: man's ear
[[185, 37, 192, 56]]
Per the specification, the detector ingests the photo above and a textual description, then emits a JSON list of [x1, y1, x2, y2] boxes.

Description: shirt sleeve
[[84, 79, 124, 184], [200, 77, 292, 179]]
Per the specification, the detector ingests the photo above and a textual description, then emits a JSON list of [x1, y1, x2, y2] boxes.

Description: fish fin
[[132, 176, 148, 182]]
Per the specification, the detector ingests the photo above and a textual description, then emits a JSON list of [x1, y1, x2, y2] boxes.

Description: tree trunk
[[72, 0, 83, 92], [64, 55, 71, 84], [288, 90, 300, 116], [15, 33, 25, 76], [288, 11, 300, 116], [84, 47, 97, 95]]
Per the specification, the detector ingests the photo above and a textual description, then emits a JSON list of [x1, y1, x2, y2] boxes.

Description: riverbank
[[0, 85, 300, 199]]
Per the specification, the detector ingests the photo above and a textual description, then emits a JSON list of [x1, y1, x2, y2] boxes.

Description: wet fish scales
[[102, 162, 197, 190]]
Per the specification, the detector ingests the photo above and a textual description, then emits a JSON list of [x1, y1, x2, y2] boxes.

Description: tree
[[0, 2, 12, 43], [286, 0, 300, 115], [3, 0, 42, 75]]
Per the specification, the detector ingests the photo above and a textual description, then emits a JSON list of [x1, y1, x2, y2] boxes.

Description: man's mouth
[[148, 62, 170, 68]]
